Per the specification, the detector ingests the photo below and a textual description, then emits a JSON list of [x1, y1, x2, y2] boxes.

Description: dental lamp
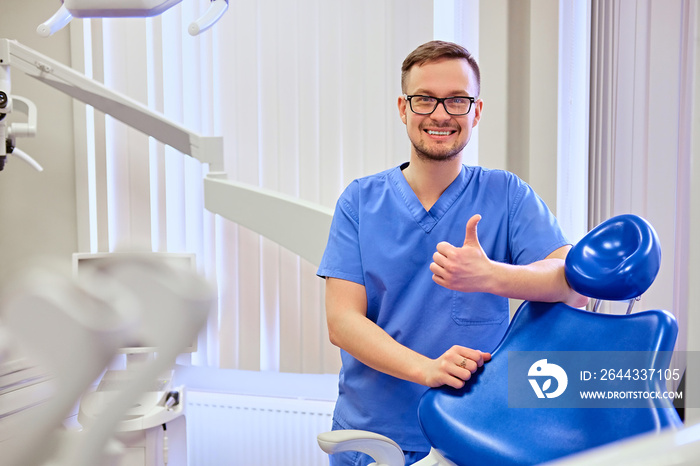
[[37, 0, 230, 37], [0, 37, 332, 266]]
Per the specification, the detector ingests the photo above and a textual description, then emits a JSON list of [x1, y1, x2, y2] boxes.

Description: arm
[[430, 215, 589, 308], [325, 277, 490, 389]]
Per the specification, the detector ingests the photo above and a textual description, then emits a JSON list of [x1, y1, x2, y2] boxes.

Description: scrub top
[[317, 162, 569, 451]]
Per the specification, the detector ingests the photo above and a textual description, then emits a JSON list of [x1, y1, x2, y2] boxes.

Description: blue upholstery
[[417, 215, 681, 465], [565, 214, 661, 301]]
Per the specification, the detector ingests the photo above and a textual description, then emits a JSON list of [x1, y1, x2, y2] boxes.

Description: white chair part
[[317, 430, 406, 466], [317, 430, 459, 466]]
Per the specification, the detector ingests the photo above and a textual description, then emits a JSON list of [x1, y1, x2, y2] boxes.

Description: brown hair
[[401, 40, 481, 96]]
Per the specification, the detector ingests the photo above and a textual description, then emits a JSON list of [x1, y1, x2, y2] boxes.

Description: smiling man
[[317, 41, 587, 466]]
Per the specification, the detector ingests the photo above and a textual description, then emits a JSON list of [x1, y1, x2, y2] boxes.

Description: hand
[[422, 346, 491, 388], [430, 214, 494, 292]]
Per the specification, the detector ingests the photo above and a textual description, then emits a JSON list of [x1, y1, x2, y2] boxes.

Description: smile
[[426, 130, 455, 136]]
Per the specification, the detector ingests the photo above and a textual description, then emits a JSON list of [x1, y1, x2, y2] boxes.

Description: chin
[[415, 150, 462, 162]]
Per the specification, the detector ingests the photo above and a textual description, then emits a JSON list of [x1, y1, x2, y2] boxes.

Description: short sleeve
[[316, 182, 365, 285], [507, 180, 569, 265]]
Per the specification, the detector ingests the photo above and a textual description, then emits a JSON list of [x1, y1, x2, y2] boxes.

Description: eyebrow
[[411, 89, 472, 97]]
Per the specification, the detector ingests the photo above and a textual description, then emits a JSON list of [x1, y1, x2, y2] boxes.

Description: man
[[317, 40, 588, 465]]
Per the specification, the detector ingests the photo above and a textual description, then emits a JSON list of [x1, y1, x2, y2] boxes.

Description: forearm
[[325, 277, 488, 388], [328, 308, 430, 385], [488, 258, 587, 307], [432, 241, 588, 308]]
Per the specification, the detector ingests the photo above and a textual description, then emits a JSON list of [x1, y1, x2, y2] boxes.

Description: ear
[[471, 98, 483, 128], [398, 95, 408, 125]]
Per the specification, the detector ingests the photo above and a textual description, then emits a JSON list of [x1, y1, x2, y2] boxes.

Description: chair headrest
[[564, 214, 661, 301]]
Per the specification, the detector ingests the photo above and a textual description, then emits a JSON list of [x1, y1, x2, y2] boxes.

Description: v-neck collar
[[389, 162, 471, 233]]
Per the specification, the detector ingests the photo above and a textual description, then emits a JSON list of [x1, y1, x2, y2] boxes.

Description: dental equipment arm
[[203, 178, 333, 266], [37, 0, 229, 38], [0, 37, 332, 265], [0, 38, 224, 172]]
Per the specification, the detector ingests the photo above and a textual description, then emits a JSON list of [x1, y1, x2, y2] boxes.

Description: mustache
[[419, 121, 460, 131]]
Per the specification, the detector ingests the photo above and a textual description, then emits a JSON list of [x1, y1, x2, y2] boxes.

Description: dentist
[[317, 40, 587, 466]]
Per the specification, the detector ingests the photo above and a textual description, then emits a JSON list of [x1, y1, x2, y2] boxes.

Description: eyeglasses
[[404, 94, 476, 116]]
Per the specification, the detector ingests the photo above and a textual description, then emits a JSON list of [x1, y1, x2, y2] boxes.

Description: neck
[[402, 155, 463, 211]]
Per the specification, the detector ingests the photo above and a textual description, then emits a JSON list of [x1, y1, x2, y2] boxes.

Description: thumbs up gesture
[[430, 214, 495, 292]]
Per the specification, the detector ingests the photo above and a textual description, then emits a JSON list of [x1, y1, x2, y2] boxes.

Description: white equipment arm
[[0, 38, 224, 172], [204, 175, 333, 266]]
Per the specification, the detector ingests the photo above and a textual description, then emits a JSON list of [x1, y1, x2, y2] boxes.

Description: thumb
[[463, 214, 482, 247]]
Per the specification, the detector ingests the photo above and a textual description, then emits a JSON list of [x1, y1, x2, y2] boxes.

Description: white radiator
[[185, 390, 334, 466]]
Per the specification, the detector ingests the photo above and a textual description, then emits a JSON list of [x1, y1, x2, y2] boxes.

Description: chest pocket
[[451, 291, 509, 326]]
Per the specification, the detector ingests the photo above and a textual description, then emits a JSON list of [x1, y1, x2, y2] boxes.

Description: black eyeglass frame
[[404, 94, 476, 116]]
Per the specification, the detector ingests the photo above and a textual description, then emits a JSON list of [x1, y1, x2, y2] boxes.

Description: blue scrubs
[[317, 163, 569, 451]]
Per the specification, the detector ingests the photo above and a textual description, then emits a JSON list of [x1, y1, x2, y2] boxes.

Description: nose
[[430, 101, 452, 120]]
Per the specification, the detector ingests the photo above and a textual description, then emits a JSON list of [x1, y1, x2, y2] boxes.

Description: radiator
[[185, 390, 334, 466]]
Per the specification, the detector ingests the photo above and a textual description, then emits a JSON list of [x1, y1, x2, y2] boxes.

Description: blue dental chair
[[418, 214, 681, 465], [318, 214, 683, 466]]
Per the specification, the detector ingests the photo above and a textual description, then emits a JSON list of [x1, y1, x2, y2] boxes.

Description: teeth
[[427, 130, 451, 136]]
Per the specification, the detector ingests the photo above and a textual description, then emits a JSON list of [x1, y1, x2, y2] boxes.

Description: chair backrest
[[565, 214, 661, 301], [417, 214, 681, 465]]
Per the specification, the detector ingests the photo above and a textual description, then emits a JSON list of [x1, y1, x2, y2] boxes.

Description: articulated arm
[[0, 38, 224, 172]]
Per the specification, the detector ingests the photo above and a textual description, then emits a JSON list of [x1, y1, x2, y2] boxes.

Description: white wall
[[0, 1, 78, 284]]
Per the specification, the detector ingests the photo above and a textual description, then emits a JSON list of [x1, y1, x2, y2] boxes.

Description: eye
[[414, 96, 436, 103]]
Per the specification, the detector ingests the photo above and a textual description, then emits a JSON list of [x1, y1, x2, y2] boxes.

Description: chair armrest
[[317, 430, 405, 466]]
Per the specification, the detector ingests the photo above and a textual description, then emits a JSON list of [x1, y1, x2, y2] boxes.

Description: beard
[[410, 125, 468, 162], [412, 139, 466, 162]]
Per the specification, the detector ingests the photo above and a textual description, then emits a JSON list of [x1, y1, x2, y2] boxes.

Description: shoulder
[[339, 165, 400, 200], [334, 165, 400, 220], [465, 165, 530, 194], [467, 165, 523, 182]]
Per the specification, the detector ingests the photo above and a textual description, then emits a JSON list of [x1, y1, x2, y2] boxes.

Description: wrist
[[484, 259, 508, 295]]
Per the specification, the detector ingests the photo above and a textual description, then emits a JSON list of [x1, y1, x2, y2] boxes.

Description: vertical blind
[[70, 0, 450, 374], [589, 0, 696, 379]]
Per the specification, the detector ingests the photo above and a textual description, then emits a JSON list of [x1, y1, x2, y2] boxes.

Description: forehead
[[404, 58, 476, 96]]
